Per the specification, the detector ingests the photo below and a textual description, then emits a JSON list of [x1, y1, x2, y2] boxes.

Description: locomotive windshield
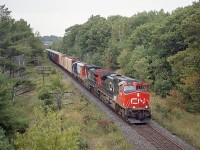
[[124, 85, 136, 94]]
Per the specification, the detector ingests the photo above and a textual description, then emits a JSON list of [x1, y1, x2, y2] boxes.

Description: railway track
[[54, 62, 196, 150], [132, 124, 184, 150]]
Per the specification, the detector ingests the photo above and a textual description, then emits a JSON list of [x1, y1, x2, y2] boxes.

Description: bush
[[38, 87, 52, 100], [78, 136, 89, 150], [154, 79, 173, 98], [166, 89, 185, 109], [51, 68, 57, 74], [0, 127, 13, 150], [15, 107, 83, 149], [38, 87, 54, 106], [185, 100, 200, 113]]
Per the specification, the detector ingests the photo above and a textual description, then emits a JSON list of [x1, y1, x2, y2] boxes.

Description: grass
[[14, 57, 134, 150], [151, 93, 200, 149]]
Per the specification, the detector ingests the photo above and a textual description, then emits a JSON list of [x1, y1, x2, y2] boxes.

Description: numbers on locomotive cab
[[109, 82, 114, 92]]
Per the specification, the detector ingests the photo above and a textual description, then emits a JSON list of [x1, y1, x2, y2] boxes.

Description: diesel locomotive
[[46, 49, 151, 123]]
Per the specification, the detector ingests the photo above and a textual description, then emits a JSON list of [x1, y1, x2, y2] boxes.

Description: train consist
[[46, 49, 151, 123]]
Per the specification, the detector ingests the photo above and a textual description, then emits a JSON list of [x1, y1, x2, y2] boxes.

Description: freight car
[[46, 49, 151, 123]]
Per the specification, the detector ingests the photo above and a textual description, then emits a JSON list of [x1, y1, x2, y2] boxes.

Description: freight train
[[46, 49, 151, 123]]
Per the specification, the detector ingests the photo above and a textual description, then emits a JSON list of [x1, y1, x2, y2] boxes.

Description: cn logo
[[131, 98, 138, 104], [131, 98, 146, 104], [139, 99, 146, 104]]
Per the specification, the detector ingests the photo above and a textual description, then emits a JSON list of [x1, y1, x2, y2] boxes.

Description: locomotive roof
[[93, 69, 109, 75], [121, 76, 142, 84], [107, 74, 142, 84], [86, 65, 101, 70], [99, 71, 113, 77]]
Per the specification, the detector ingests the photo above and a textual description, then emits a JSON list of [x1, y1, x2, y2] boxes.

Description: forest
[[53, 1, 200, 114], [0, 5, 44, 149]]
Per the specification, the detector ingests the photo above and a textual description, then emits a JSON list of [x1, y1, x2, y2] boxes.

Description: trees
[[107, 16, 131, 70], [0, 72, 28, 138], [0, 17, 44, 77], [0, 5, 44, 147], [15, 107, 81, 149], [0, 127, 13, 150], [61, 2, 200, 113], [166, 2, 200, 112], [63, 15, 111, 66]]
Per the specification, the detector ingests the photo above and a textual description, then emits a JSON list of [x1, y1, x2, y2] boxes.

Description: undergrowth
[[14, 58, 133, 150], [151, 93, 200, 149]]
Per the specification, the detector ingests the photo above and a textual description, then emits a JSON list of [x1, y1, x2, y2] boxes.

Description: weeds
[[14, 58, 134, 150], [152, 94, 200, 149]]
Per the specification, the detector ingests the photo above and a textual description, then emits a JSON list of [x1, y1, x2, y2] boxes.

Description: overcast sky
[[1, 0, 197, 37]]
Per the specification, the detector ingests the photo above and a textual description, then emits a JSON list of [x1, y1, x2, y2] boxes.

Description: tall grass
[[151, 93, 200, 149]]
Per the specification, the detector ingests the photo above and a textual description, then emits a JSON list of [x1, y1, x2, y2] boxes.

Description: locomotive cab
[[116, 81, 151, 123]]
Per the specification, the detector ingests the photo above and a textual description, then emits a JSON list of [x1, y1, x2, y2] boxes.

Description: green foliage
[[50, 68, 57, 74], [78, 136, 89, 150], [61, 2, 200, 113], [38, 76, 66, 107], [154, 79, 173, 98], [0, 72, 28, 137], [0, 127, 13, 150], [50, 76, 65, 91], [0, 5, 44, 148], [0, 7, 44, 74], [38, 87, 52, 100], [50, 37, 63, 52], [117, 49, 130, 74], [15, 107, 82, 150], [38, 86, 54, 106], [0, 5, 11, 17], [151, 95, 200, 149], [41, 35, 60, 41], [63, 15, 111, 65]]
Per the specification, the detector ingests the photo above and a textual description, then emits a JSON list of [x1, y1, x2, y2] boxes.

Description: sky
[[1, 0, 197, 37]]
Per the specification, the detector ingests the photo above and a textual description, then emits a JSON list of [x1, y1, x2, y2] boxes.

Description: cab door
[[116, 85, 125, 107]]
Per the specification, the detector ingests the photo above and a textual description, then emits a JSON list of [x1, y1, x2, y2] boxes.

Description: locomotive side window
[[136, 85, 146, 92]]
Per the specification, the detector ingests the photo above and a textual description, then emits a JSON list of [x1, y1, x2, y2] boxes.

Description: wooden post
[[46, 91, 72, 110], [12, 86, 16, 102], [36, 66, 51, 86], [42, 66, 44, 85], [57, 94, 62, 110]]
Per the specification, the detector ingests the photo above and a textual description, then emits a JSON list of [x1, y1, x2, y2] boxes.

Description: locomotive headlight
[[133, 106, 135, 109], [145, 106, 148, 109], [137, 93, 140, 97]]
